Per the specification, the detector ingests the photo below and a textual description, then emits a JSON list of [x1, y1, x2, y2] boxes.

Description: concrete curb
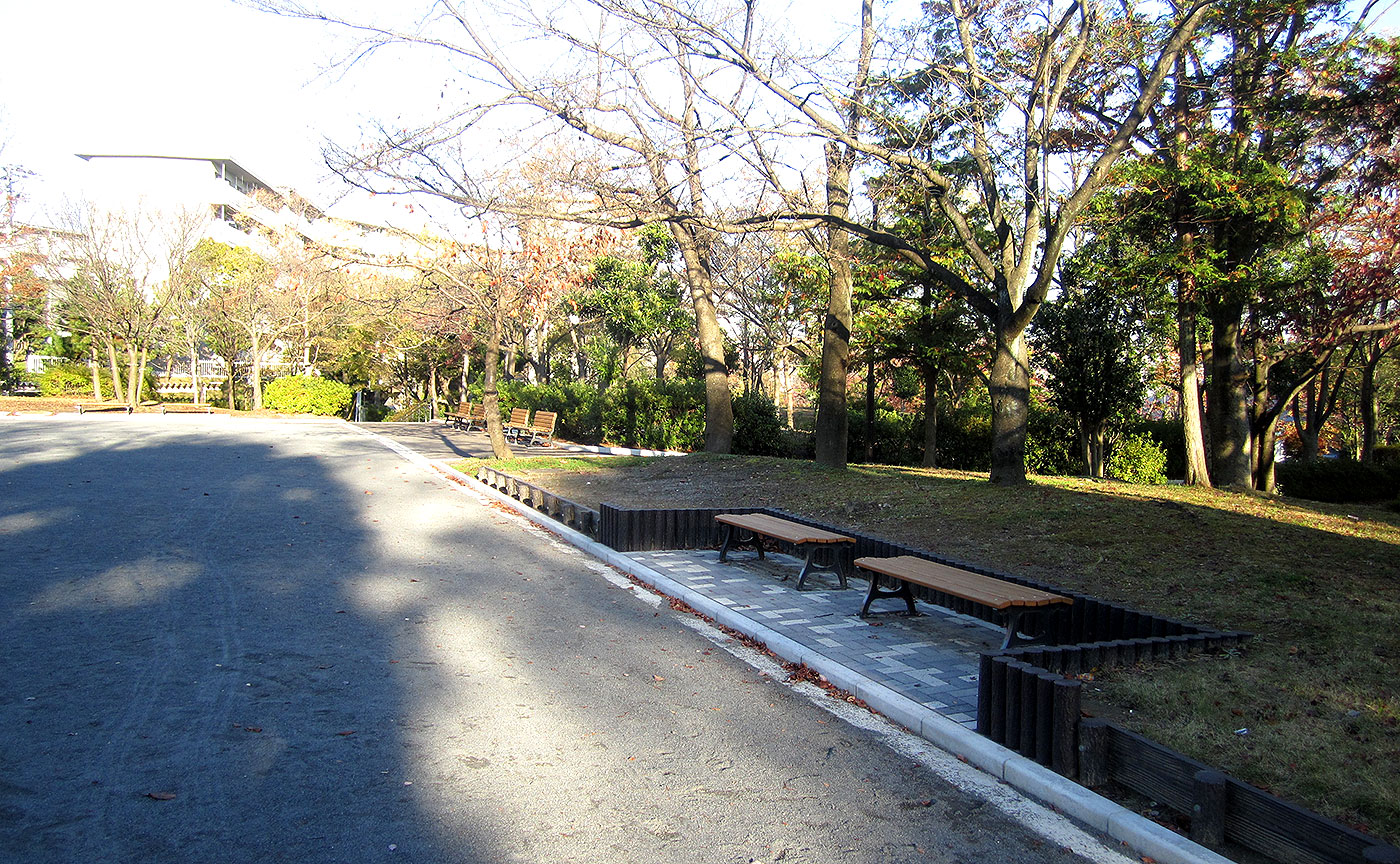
[[555, 443, 687, 457], [359, 430, 1237, 864]]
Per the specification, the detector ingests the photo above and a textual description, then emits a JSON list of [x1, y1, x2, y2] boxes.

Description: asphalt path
[[0, 416, 1124, 863]]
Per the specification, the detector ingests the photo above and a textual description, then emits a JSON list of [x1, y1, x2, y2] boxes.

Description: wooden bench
[[854, 555, 1071, 649], [715, 513, 855, 590], [445, 401, 484, 430], [159, 403, 213, 414], [523, 410, 557, 447], [75, 402, 132, 415], [464, 403, 487, 431], [503, 407, 532, 441]]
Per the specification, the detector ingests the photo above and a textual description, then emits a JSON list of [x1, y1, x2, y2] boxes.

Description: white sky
[[3, 0, 1396, 229], [0, 0, 397, 224]]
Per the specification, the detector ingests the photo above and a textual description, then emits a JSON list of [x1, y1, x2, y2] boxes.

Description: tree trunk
[[1207, 300, 1253, 488], [1250, 346, 1274, 491], [126, 345, 147, 407], [815, 143, 854, 469], [503, 344, 517, 383], [189, 338, 202, 405], [1360, 343, 1380, 462], [90, 345, 103, 399], [864, 353, 876, 464], [1255, 415, 1281, 493], [428, 363, 439, 420], [1178, 299, 1212, 486], [783, 358, 795, 429], [223, 354, 238, 410], [1294, 390, 1321, 462], [107, 341, 126, 404], [988, 327, 1031, 484], [251, 334, 264, 410], [814, 0, 872, 468], [921, 364, 939, 469], [1292, 357, 1345, 462], [484, 297, 513, 459], [672, 224, 732, 453]]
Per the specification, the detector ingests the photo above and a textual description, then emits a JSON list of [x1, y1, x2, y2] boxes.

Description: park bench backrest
[[531, 411, 557, 434]]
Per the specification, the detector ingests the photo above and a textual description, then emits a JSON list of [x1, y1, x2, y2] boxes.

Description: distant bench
[[160, 403, 213, 414], [715, 513, 854, 590], [855, 555, 1071, 649], [75, 402, 132, 415], [446, 401, 486, 431]]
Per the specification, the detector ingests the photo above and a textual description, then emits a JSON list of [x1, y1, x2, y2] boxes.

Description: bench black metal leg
[[858, 576, 918, 617], [794, 545, 851, 591], [999, 606, 1067, 650], [1000, 609, 1026, 650], [719, 526, 763, 563], [794, 546, 816, 589]]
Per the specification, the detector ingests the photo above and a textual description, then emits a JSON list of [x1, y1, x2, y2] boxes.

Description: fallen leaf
[[146, 791, 177, 801], [653, 675, 665, 682], [337, 730, 357, 737], [245, 726, 263, 733]]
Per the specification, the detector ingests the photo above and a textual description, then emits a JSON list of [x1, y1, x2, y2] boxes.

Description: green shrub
[[500, 378, 706, 450], [601, 379, 704, 451], [263, 375, 354, 416], [1125, 418, 1186, 481], [1276, 459, 1400, 503], [1372, 446, 1400, 468], [1025, 401, 1079, 476], [39, 362, 100, 397], [502, 381, 605, 444], [929, 405, 993, 470], [1106, 433, 1169, 485], [732, 391, 785, 456], [847, 406, 921, 465]]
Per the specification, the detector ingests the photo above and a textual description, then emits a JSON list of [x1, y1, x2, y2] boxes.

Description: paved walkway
[[631, 550, 995, 727]]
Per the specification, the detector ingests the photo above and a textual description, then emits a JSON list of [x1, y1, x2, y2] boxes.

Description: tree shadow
[[0, 418, 509, 862]]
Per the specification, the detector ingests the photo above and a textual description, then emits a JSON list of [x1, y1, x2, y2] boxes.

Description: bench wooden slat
[[716, 513, 853, 546], [526, 410, 557, 446], [855, 556, 1069, 610]]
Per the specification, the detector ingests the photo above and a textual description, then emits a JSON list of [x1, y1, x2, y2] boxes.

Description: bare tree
[[61, 204, 207, 407], [251, 0, 778, 451]]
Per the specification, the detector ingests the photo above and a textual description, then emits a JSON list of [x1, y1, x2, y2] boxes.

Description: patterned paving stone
[[630, 549, 1003, 727]]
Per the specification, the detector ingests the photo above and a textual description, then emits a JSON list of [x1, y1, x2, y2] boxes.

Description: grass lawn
[[456, 451, 1400, 845]]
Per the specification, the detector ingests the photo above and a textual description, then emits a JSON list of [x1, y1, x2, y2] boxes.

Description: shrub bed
[[1276, 458, 1400, 503], [263, 375, 354, 416]]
